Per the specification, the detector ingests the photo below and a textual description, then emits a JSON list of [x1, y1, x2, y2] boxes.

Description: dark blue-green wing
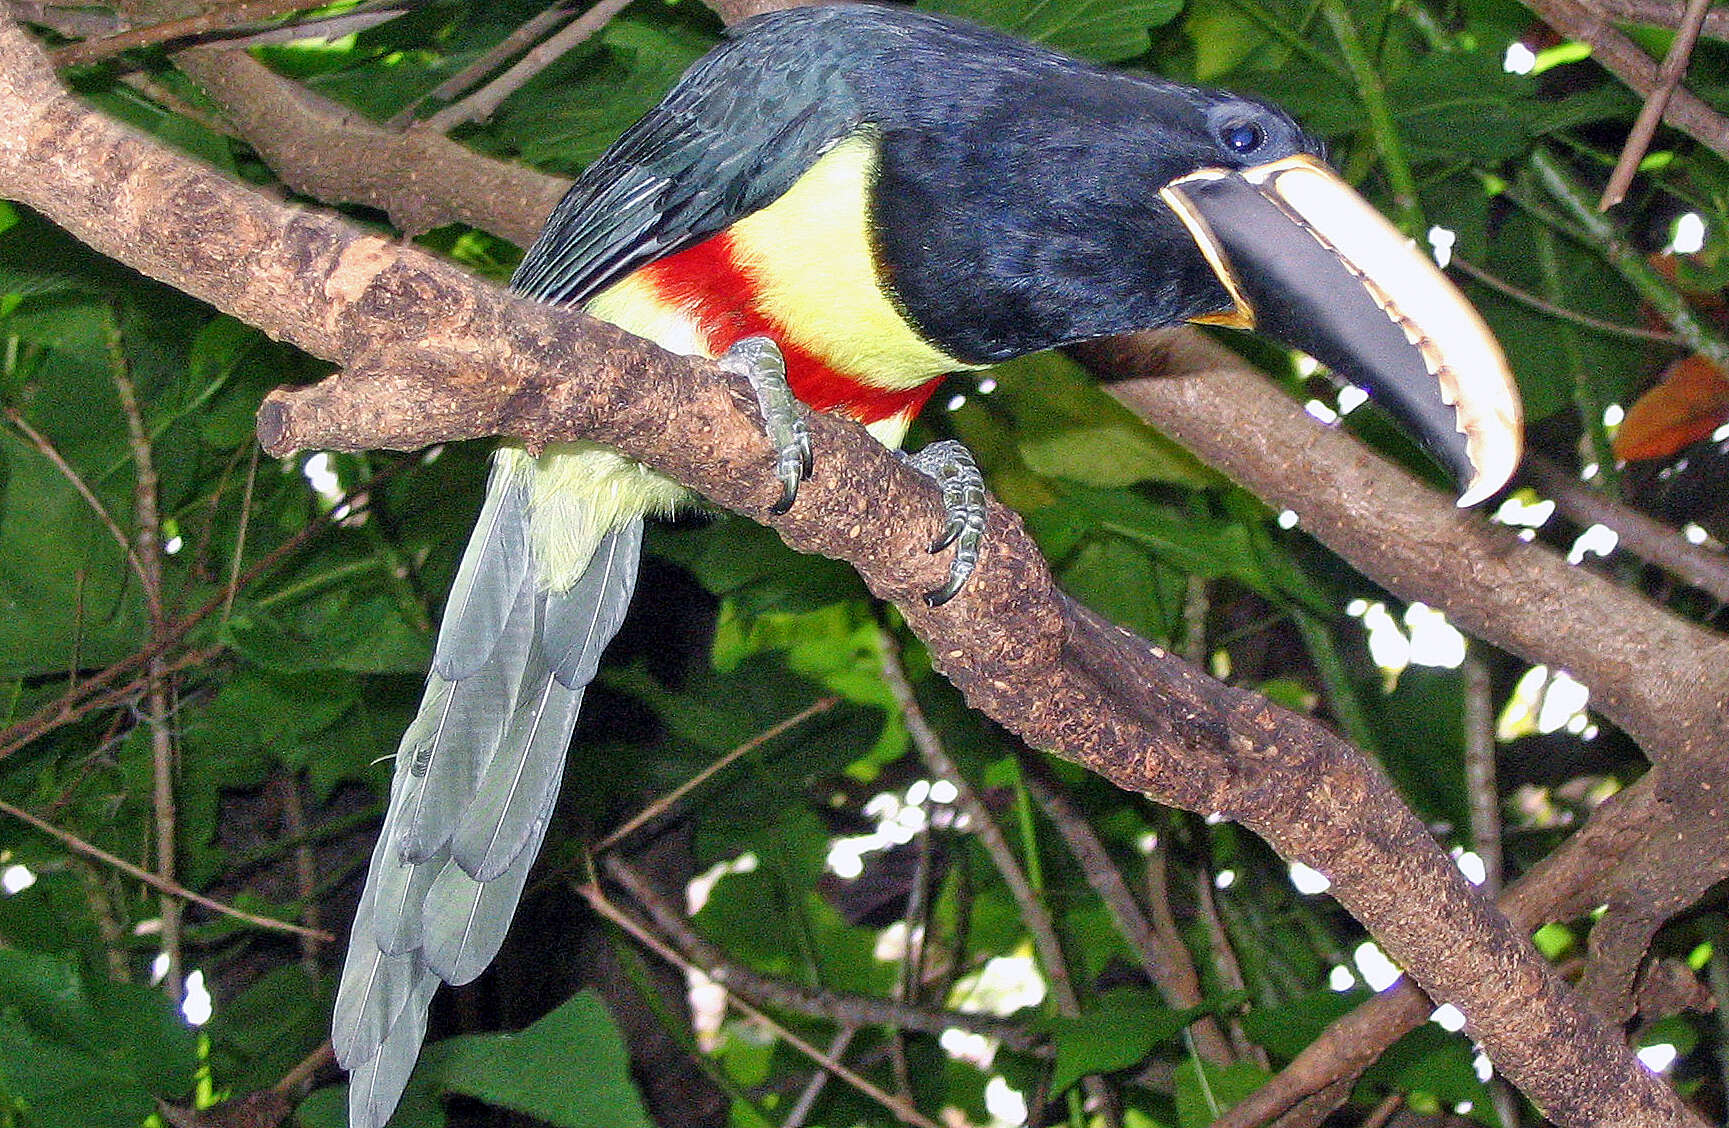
[[510, 10, 866, 306]]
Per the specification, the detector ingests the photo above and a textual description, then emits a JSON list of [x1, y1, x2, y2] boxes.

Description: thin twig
[[1462, 648, 1502, 895], [389, 2, 574, 128], [785, 1027, 854, 1128], [1600, 0, 1715, 209], [876, 632, 1080, 1014], [54, 0, 320, 64], [0, 459, 407, 763], [110, 313, 182, 1000], [597, 855, 1043, 1051], [584, 873, 945, 1128], [222, 443, 258, 629], [202, 6, 408, 50], [0, 647, 220, 763], [0, 795, 334, 939], [418, 0, 633, 132], [1448, 257, 1684, 347], [1524, 0, 1729, 165], [1183, 573, 1209, 667], [1524, 454, 1729, 605], [4, 0, 116, 37], [878, 636, 1122, 1127], [1017, 752, 1235, 1063], [1591, 0, 1729, 39], [1192, 865, 1265, 1068], [278, 773, 322, 972], [74, 857, 131, 981], [273, 1041, 334, 1093], [4, 405, 150, 591], [1532, 148, 1729, 374], [1361, 1092, 1406, 1128], [593, 695, 839, 854]]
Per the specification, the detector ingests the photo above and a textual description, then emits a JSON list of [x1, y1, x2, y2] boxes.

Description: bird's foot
[[904, 439, 986, 606], [721, 336, 811, 514]]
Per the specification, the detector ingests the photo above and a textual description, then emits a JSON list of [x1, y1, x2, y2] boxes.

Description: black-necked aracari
[[333, 6, 1523, 1124]]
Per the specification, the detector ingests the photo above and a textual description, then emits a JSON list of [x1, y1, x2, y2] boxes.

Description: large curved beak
[[1159, 155, 1522, 507]]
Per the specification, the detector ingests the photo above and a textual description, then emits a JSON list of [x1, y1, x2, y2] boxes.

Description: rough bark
[[0, 15, 1712, 1128]]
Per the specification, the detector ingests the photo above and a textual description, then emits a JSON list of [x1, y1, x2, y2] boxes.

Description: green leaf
[[649, 517, 867, 614], [483, 16, 718, 174], [1045, 989, 1194, 1092], [1174, 1058, 1273, 1128], [711, 601, 891, 708], [426, 992, 655, 1128], [1240, 988, 1368, 1058], [0, 950, 197, 1119], [223, 586, 430, 674], [985, 353, 1218, 490], [205, 965, 332, 1094], [0, 1025, 154, 1128], [1386, 50, 1535, 161], [0, 429, 145, 676], [1364, 1021, 1487, 1108]]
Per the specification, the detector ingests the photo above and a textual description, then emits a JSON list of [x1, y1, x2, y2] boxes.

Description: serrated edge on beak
[[1161, 155, 1523, 507]]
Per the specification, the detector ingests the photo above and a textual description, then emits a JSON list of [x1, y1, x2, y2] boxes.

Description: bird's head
[[1140, 95, 1519, 505]]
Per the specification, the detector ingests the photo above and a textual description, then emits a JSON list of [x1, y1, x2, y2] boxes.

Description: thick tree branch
[[1215, 774, 1664, 1128], [1081, 335, 1729, 787], [175, 46, 565, 242], [0, 19, 1710, 1128]]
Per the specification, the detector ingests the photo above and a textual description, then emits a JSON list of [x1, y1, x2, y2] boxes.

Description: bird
[[331, 6, 1522, 1125]]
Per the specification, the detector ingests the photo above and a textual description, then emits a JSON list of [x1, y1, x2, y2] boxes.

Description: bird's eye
[[1221, 120, 1265, 154]]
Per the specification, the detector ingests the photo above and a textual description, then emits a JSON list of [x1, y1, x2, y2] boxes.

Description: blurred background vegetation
[[0, 0, 1726, 1125]]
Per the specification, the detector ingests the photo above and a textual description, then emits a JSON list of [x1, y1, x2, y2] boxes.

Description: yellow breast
[[726, 134, 980, 391]]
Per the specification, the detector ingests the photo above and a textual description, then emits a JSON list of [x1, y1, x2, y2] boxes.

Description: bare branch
[[418, 0, 635, 132], [1591, 0, 1729, 38], [389, 2, 574, 128], [0, 795, 336, 940], [593, 856, 1041, 1051], [1599, 0, 1715, 208], [1524, 454, 1729, 606], [588, 871, 945, 1128], [1521, 0, 1729, 165], [878, 632, 1081, 1015], [0, 19, 1710, 1127], [593, 695, 840, 854], [54, 0, 336, 64], [1016, 751, 1237, 1064]]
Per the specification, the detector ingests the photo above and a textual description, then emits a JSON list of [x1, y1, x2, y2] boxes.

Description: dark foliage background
[[0, 0, 1725, 1125]]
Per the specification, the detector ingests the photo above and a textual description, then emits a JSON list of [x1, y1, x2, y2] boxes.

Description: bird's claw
[[905, 440, 986, 605], [721, 336, 811, 514]]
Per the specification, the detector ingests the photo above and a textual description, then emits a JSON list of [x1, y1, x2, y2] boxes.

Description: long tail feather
[[346, 967, 438, 1128], [334, 458, 645, 1128], [423, 790, 558, 985], [449, 673, 585, 881], [432, 460, 531, 681], [397, 572, 536, 864], [546, 521, 643, 688]]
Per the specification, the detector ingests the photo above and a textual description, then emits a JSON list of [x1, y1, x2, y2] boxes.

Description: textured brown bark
[[0, 15, 1712, 1128], [175, 47, 567, 243], [1080, 332, 1729, 783]]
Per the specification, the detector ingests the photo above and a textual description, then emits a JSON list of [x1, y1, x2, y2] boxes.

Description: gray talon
[[721, 336, 810, 513], [905, 439, 986, 605]]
